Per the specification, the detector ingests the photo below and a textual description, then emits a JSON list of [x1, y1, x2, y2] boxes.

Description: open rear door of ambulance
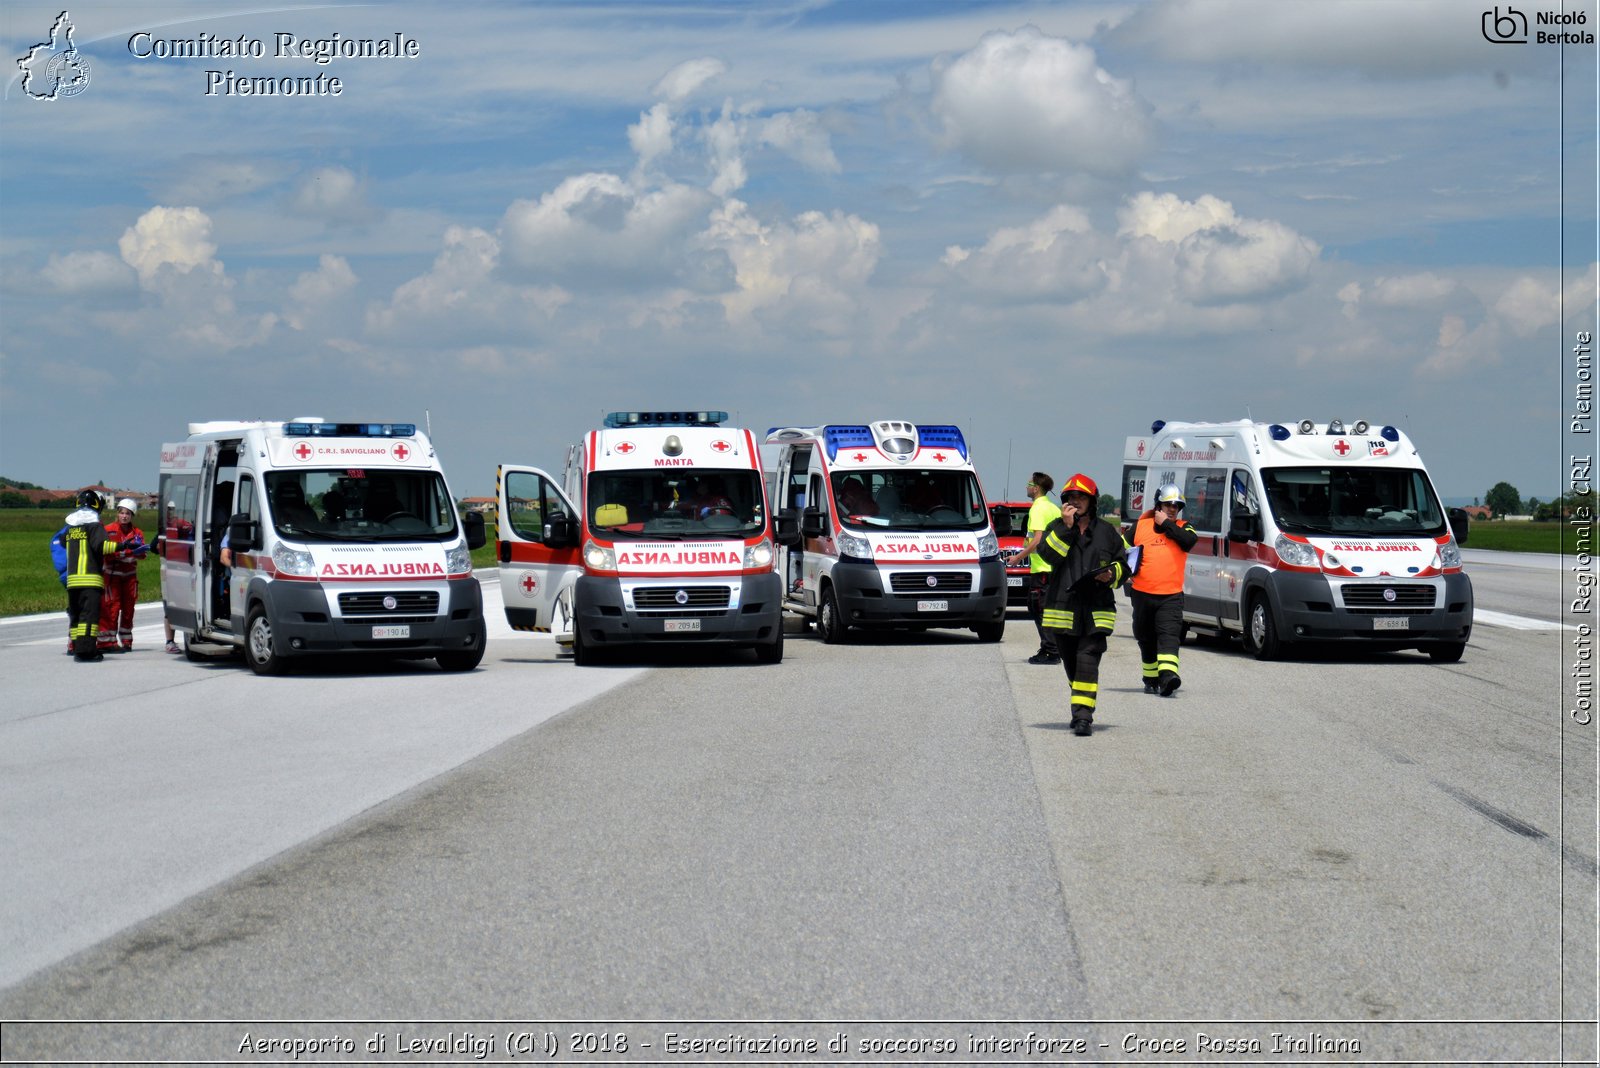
[[496, 465, 583, 643], [157, 440, 214, 636]]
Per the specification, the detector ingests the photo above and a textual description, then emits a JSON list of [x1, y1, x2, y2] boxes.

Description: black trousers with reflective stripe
[[1028, 573, 1057, 656], [1054, 631, 1107, 721], [68, 586, 104, 658], [1131, 589, 1184, 675]]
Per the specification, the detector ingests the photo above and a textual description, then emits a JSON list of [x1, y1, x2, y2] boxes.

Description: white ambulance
[[158, 419, 488, 675], [1120, 418, 1473, 661], [764, 420, 1007, 643], [495, 411, 785, 664]]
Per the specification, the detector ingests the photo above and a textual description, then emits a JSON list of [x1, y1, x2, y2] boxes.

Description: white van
[[495, 410, 785, 664], [765, 420, 1007, 643], [1120, 418, 1473, 661], [158, 419, 487, 675]]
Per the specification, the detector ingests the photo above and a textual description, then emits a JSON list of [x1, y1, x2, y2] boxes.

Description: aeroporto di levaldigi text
[[127, 31, 420, 96]]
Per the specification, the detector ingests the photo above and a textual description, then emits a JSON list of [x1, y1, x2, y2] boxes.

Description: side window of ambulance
[[237, 477, 259, 543], [505, 471, 567, 543], [1122, 465, 1147, 517], [786, 447, 811, 511], [1230, 469, 1259, 524], [1185, 467, 1227, 534]]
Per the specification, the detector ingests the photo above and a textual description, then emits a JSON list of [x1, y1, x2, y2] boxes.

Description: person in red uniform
[[1131, 484, 1198, 696], [98, 497, 148, 652]]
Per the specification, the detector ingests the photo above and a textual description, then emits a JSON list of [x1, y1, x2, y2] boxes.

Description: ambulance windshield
[[831, 469, 988, 531], [1262, 467, 1446, 537], [587, 469, 765, 538], [264, 470, 458, 541]]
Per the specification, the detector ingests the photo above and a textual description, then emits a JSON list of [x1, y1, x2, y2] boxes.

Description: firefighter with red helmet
[[1132, 484, 1198, 696], [98, 497, 148, 652], [1034, 473, 1129, 736]]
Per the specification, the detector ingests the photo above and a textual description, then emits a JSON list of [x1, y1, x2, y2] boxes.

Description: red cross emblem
[[1333, 439, 1350, 456], [615, 441, 636, 455], [391, 442, 410, 462], [853, 452, 868, 463], [1136, 440, 1146, 458], [293, 442, 312, 460], [711, 439, 731, 453], [933, 452, 947, 463], [520, 573, 538, 594]]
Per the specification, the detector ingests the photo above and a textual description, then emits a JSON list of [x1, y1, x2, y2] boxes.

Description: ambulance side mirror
[[774, 509, 802, 547], [1447, 507, 1470, 547], [990, 506, 1014, 537], [800, 507, 826, 539], [227, 513, 260, 551], [543, 515, 578, 548], [463, 511, 486, 551], [1228, 509, 1260, 543]]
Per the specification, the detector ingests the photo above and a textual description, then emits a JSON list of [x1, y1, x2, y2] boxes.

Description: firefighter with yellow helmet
[[1132, 484, 1198, 696], [1034, 473, 1129, 736]]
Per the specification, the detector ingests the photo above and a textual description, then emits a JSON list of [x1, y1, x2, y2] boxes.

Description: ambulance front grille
[[338, 591, 440, 616], [633, 586, 731, 615], [889, 572, 973, 596], [1340, 584, 1437, 614]]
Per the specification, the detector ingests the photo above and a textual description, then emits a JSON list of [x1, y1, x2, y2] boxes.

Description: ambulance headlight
[[978, 531, 999, 559], [836, 530, 873, 560], [583, 541, 616, 571], [446, 545, 472, 575], [272, 544, 317, 577], [1438, 539, 1462, 568], [1273, 534, 1318, 568], [743, 538, 775, 570]]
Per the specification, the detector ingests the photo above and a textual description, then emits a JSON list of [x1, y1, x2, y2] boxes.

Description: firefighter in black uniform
[[1035, 474, 1129, 736], [64, 490, 121, 662]]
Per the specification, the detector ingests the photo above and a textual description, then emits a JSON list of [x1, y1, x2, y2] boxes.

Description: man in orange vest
[[1132, 484, 1198, 696]]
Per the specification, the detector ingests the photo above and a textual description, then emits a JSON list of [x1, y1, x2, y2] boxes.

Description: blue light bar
[[1381, 425, 1400, 442], [1269, 424, 1291, 441], [822, 425, 876, 461], [284, 422, 415, 437], [916, 424, 968, 460], [603, 410, 728, 428], [1151, 420, 1166, 434]]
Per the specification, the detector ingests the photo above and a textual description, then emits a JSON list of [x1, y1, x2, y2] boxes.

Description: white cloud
[[1119, 192, 1320, 304], [652, 57, 727, 104], [290, 166, 380, 226], [629, 103, 675, 171], [117, 206, 220, 287], [757, 109, 841, 175], [930, 26, 1153, 176], [41, 251, 136, 294], [942, 204, 1105, 301], [1367, 272, 1460, 307], [285, 255, 359, 331]]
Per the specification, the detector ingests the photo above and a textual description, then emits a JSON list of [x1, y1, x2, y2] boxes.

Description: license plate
[[917, 599, 948, 612], [371, 625, 410, 639], [1007, 576, 1024, 587], [1373, 617, 1409, 631], [664, 619, 701, 633]]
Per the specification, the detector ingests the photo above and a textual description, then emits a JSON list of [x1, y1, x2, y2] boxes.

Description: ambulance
[[495, 410, 785, 664], [1120, 418, 1473, 661], [158, 419, 488, 675], [765, 420, 1007, 643]]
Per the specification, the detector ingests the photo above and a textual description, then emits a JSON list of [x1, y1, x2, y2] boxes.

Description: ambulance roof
[[765, 421, 973, 468], [1126, 419, 1420, 467], [588, 422, 756, 472]]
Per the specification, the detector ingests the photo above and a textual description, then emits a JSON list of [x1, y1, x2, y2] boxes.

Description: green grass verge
[[1463, 521, 1566, 554]]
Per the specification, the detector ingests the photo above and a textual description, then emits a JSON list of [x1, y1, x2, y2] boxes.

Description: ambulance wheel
[[973, 619, 1005, 643], [753, 628, 784, 664], [245, 606, 285, 676], [817, 585, 848, 644], [1244, 592, 1283, 661], [572, 623, 606, 666], [183, 633, 207, 663], [1426, 641, 1466, 663], [436, 636, 485, 672]]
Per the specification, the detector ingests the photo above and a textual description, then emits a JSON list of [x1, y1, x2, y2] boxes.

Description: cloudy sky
[[2, 0, 1594, 504]]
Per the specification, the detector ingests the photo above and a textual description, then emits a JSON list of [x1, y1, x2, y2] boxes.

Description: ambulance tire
[[572, 622, 609, 666], [1426, 641, 1466, 663], [753, 629, 784, 664], [973, 619, 1005, 643], [184, 633, 207, 662], [436, 637, 485, 672], [817, 585, 849, 644], [245, 605, 286, 676], [1244, 592, 1284, 661]]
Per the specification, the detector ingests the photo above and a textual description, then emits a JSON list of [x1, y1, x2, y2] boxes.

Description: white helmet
[[1156, 484, 1185, 508], [116, 497, 138, 513]]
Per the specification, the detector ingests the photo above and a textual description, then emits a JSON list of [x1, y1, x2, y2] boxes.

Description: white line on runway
[[1473, 609, 1577, 631]]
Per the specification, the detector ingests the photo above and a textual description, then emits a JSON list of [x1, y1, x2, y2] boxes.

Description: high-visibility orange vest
[[1132, 513, 1188, 595]]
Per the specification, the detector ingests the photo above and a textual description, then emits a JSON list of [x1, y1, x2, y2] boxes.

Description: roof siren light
[[1151, 420, 1166, 434], [1381, 425, 1400, 442], [1328, 418, 1345, 435], [663, 434, 683, 457], [1297, 419, 1316, 435], [1352, 420, 1370, 436], [1268, 424, 1292, 441]]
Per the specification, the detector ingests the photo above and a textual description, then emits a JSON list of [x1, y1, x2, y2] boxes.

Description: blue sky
[[2, 0, 1595, 504]]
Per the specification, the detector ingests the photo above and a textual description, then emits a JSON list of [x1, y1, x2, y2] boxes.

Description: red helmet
[[1061, 473, 1098, 498]]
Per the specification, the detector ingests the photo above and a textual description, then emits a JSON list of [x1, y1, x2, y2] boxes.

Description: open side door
[[158, 440, 214, 634], [496, 465, 583, 637]]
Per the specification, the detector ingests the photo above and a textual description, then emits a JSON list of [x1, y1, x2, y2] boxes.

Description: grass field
[[1464, 521, 1566, 554], [0, 509, 164, 618]]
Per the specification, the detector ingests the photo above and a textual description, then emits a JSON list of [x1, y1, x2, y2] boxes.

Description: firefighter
[[1035, 474, 1128, 737], [99, 498, 148, 653], [1132, 484, 1198, 696], [63, 491, 122, 662]]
